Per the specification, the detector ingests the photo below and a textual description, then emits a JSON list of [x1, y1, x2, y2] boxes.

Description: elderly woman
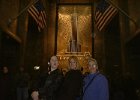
[[57, 56, 83, 100]]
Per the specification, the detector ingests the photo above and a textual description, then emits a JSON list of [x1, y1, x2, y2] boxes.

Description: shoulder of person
[[97, 73, 108, 81], [53, 69, 63, 75]]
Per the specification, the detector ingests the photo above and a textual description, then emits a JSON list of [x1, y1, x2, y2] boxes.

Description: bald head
[[50, 56, 59, 70]]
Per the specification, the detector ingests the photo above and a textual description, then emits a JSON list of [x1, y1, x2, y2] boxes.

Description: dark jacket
[[32, 69, 64, 100], [15, 71, 30, 88], [0, 73, 14, 100], [83, 72, 109, 100], [57, 69, 83, 100]]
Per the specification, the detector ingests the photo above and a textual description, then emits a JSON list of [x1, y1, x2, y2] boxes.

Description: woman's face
[[69, 58, 77, 70]]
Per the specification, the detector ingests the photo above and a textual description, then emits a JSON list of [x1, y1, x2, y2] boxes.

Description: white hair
[[88, 58, 98, 69]]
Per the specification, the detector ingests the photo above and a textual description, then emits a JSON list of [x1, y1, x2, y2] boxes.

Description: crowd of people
[[0, 55, 139, 100]]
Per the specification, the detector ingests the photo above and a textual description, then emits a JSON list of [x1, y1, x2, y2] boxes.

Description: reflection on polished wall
[[56, 5, 93, 71]]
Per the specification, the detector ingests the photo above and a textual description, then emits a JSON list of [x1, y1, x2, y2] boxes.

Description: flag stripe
[[96, 6, 117, 30], [42, 11, 47, 26], [97, 7, 116, 27], [95, 0, 118, 31], [28, 0, 46, 32], [99, 9, 117, 31], [28, 6, 39, 24], [97, 7, 117, 30], [100, 9, 117, 29], [96, 6, 113, 26]]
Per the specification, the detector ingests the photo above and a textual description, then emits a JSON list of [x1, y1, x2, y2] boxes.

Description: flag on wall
[[95, 0, 118, 31], [28, 0, 46, 32]]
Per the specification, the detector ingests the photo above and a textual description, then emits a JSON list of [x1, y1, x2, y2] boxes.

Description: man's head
[[50, 56, 59, 71], [88, 58, 98, 73]]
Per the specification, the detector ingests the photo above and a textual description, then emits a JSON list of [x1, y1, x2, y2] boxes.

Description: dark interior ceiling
[[48, 0, 99, 4]]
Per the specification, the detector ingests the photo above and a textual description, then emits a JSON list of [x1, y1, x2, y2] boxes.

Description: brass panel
[[57, 5, 92, 54], [57, 5, 93, 71]]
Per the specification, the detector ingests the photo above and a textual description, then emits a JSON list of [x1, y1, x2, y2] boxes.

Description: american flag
[[28, 0, 46, 32], [95, 0, 118, 31]]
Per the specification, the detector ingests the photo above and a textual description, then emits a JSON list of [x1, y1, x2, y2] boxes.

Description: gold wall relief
[[56, 5, 93, 72]]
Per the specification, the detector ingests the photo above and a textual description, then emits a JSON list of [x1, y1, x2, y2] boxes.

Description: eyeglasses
[[88, 64, 96, 68]]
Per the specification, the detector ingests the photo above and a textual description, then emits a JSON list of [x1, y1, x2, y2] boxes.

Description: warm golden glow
[[57, 52, 91, 73], [57, 5, 93, 72]]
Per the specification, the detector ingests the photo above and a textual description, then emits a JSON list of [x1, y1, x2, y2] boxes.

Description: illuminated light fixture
[[34, 66, 40, 70]]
